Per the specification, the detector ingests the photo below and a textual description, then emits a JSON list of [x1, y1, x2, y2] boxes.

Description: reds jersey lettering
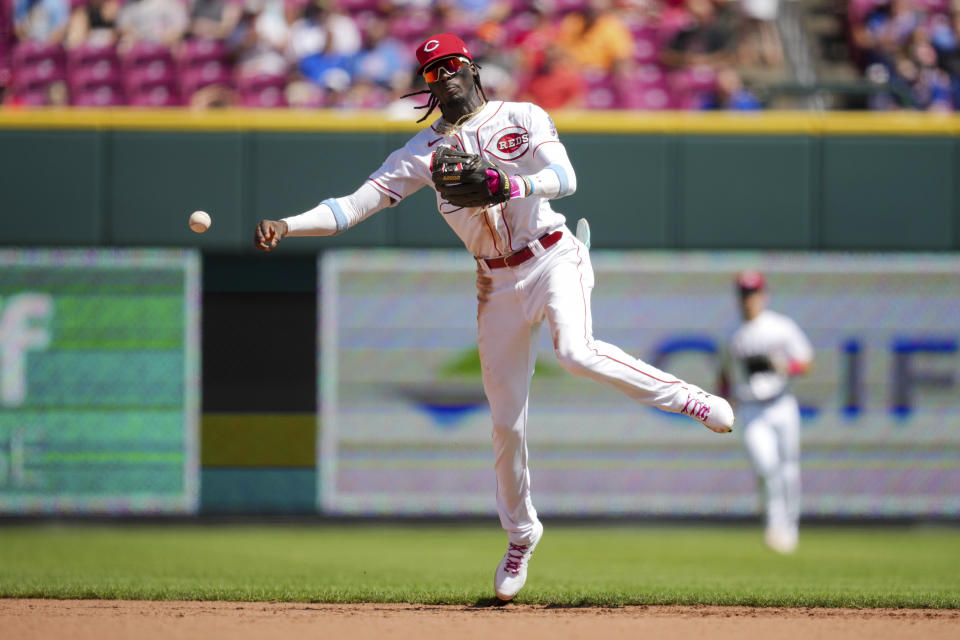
[[499, 133, 528, 151], [486, 126, 531, 162]]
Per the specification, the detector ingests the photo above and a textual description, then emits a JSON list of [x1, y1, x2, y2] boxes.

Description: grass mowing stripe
[[0, 524, 956, 608]]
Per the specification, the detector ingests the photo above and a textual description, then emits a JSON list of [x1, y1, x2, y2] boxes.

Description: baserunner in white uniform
[[721, 271, 813, 554], [254, 33, 735, 601]]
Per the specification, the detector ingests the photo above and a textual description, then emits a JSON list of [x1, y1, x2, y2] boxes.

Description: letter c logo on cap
[[424, 40, 440, 52]]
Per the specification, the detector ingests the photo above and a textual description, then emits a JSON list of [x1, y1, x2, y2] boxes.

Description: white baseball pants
[[741, 394, 801, 540], [476, 227, 698, 543]]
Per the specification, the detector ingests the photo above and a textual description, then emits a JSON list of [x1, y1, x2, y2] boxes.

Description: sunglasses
[[423, 57, 469, 83]]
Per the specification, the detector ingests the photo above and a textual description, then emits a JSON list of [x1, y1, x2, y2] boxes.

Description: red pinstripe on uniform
[[471, 104, 510, 255], [532, 139, 561, 159], [449, 131, 503, 255], [498, 202, 514, 252], [571, 238, 683, 386], [368, 179, 402, 200], [475, 101, 504, 145]]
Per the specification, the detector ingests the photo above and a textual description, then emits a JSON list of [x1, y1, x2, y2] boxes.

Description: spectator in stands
[[1, 0, 12, 100], [383, 73, 430, 119], [338, 76, 389, 108], [899, 26, 953, 109], [188, 0, 243, 42], [451, 0, 497, 19], [738, 0, 782, 66], [14, 0, 69, 45], [702, 66, 762, 108], [65, 0, 120, 49], [851, 0, 922, 70], [189, 81, 238, 108], [233, 0, 290, 78], [850, 0, 956, 111], [322, 1, 362, 57], [661, 0, 740, 69], [0, 0, 814, 111], [285, 1, 326, 66], [290, 0, 360, 92], [556, 0, 633, 73], [353, 15, 411, 90], [116, 0, 189, 49], [521, 43, 584, 109], [511, 0, 559, 78]]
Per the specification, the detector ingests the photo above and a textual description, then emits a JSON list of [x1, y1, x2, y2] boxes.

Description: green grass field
[[0, 523, 957, 608]]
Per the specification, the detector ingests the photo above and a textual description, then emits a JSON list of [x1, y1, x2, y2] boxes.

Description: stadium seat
[[10, 60, 67, 105], [125, 60, 175, 92], [11, 86, 53, 105], [554, 0, 588, 15], [69, 62, 122, 92], [389, 13, 436, 42], [71, 82, 126, 106], [179, 61, 232, 99], [634, 63, 666, 88], [635, 87, 670, 110], [68, 42, 118, 71], [178, 38, 229, 70], [125, 62, 180, 106], [631, 28, 659, 63], [336, 0, 380, 12], [501, 12, 537, 43], [916, 0, 950, 13], [121, 41, 175, 73], [126, 78, 181, 106], [582, 71, 615, 109], [12, 40, 65, 69], [237, 73, 288, 108], [13, 57, 64, 86]]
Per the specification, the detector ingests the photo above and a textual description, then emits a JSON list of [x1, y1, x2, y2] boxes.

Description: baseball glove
[[431, 146, 510, 208]]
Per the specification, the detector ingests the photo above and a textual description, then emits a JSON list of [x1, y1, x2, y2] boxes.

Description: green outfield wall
[[4, 109, 959, 514], [1, 109, 959, 251]]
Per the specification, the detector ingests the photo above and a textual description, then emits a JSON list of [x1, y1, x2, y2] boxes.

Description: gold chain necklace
[[444, 102, 487, 133]]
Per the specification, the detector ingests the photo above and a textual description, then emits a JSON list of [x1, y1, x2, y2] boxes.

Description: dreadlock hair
[[401, 63, 489, 123]]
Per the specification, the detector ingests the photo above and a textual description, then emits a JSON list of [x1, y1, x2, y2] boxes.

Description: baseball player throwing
[[254, 33, 735, 600], [721, 271, 812, 554]]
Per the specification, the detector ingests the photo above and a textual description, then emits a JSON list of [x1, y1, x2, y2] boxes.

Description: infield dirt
[[3, 599, 958, 640]]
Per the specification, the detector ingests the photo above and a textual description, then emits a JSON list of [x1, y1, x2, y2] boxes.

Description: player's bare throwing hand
[[254, 33, 735, 601], [254, 220, 288, 251]]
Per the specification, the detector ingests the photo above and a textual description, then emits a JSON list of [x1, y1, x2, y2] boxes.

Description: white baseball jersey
[[278, 96, 735, 558], [726, 309, 813, 403], [367, 100, 572, 259]]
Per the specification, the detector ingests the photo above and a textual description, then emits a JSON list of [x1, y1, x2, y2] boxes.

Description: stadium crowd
[[1, 0, 958, 110], [0, 0, 778, 109], [849, 0, 960, 110]]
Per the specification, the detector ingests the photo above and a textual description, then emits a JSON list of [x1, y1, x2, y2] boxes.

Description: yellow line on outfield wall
[[1, 107, 959, 135]]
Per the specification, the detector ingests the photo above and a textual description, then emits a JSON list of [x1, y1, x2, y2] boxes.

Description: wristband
[[508, 175, 525, 199], [485, 171, 527, 199]]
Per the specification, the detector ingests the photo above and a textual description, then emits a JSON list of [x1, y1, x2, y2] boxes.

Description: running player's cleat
[[680, 385, 735, 433], [765, 527, 798, 554], [494, 520, 543, 601]]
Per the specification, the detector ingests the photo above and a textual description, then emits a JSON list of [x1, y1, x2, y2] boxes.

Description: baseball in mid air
[[189, 210, 211, 233]]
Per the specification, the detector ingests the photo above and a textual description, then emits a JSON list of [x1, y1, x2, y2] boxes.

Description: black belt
[[482, 230, 563, 269]]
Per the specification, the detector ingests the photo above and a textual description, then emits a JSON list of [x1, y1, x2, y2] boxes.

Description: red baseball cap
[[415, 33, 473, 74], [736, 270, 766, 292]]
